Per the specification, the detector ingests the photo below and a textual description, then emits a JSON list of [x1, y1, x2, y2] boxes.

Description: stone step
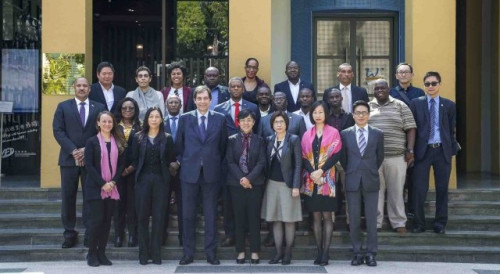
[[425, 201, 500, 215], [426, 189, 500, 201], [0, 244, 498, 263]]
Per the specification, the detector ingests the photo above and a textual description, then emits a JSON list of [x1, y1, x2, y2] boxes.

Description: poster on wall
[[1, 49, 39, 112], [42, 53, 85, 95]]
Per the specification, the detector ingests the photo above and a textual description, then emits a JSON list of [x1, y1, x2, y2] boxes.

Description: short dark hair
[[423, 71, 441, 82], [193, 85, 212, 100], [167, 61, 187, 77], [270, 111, 289, 131], [96, 61, 115, 74], [353, 100, 370, 113], [309, 101, 328, 125], [237, 109, 255, 121], [245, 58, 259, 67], [396, 62, 413, 73], [135, 66, 152, 77], [114, 97, 140, 126]]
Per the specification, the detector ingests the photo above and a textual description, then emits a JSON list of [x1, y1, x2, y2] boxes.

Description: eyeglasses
[[424, 81, 440, 87], [122, 106, 135, 111], [273, 120, 286, 125], [397, 70, 411, 75], [353, 111, 369, 117]]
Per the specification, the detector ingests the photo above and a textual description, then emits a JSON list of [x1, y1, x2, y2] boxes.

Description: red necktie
[[234, 102, 240, 127]]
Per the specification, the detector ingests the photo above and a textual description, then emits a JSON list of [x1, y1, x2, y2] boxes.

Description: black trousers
[[412, 146, 451, 229], [135, 172, 169, 262], [164, 174, 183, 240], [230, 185, 263, 253], [60, 166, 88, 239], [88, 198, 115, 253], [113, 172, 137, 237], [223, 185, 235, 239]]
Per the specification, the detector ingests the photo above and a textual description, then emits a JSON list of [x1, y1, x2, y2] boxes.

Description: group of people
[[52, 59, 457, 268]]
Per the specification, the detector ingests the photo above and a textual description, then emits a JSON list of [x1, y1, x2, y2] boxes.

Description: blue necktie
[[170, 116, 177, 141], [358, 128, 366, 156], [199, 116, 206, 141], [79, 102, 86, 126], [429, 99, 436, 141]]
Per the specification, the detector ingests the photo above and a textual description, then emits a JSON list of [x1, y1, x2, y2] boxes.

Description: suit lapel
[[247, 134, 257, 163], [191, 112, 204, 142], [70, 100, 86, 129], [85, 102, 97, 130], [281, 133, 289, 156]]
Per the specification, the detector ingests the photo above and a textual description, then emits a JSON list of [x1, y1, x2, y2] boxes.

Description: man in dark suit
[[214, 77, 261, 247], [274, 61, 315, 112], [53, 77, 107, 248], [258, 91, 306, 139], [175, 86, 228, 265], [187, 67, 230, 111], [162, 94, 183, 246], [340, 100, 384, 267], [410, 71, 458, 235], [89, 62, 126, 114], [323, 63, 369, 113]]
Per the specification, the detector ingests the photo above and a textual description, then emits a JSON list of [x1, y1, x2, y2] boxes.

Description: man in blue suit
[[274, 61, 315, 112], [410, 71, 458, 234], [53, 77, 107, 248], [187, 67, 230, 111], [88, 62, 126, 114], [323, 63, 369, 113], [214, 77, 261, 247], [176, 86, 228, 265]]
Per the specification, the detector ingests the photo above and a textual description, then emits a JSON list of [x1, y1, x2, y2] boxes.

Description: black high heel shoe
[[236, 258, 245, 264], [251, 258, 260, 264], [268, 254, 283, 264], [319, 252, 329, 266], [281, 253, 291, 265]]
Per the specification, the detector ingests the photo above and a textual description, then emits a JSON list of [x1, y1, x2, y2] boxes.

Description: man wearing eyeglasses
[[389, 63, 425, 106], [89, 62, 127, 114], [410, 71, 458, 235]]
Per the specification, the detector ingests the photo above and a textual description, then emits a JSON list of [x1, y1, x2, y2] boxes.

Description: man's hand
[[240, 177, 252, 189]]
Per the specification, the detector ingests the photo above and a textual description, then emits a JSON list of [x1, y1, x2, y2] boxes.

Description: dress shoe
[[139, 259, 148, 265], [179, 256, 194, 265], [350, 255, 364, 266], [221, 237, 234, 247], [152, 259, 162, 265], [313, 255, 321, 265], [281, 253, 291, 265], [62, 237, 76, 248], [365, 255, 377, 266], [207, 257, 220, 265], [433, 227, 446, 234], [97, 251, 112, 266], [319, 252, 329, 266], [395, 227, 408, 233], [128, 234, 138, 247], [263, 233, 275, 247], [251, 258, 260, 264], [411, 226, 426, 233], [268, 254, 283, 264], [86, 253, 100, 267], [236, 258, 245, 264], [114, 235, 123, 247]]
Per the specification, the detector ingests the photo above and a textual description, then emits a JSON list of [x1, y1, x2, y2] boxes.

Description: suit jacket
[[323, 85, 369, 108], [187, 85, 230, 111], [225, 133, 266, 187], [266, 133, 302, 189], [176, 110, 228, 184], [258, 112, 306, 139], [53, 99, 107, 166], [340, 125, 384, 192], [89, 83, 127, 114], [118, 123, 141, 166], [214, 99, 261, 136], [160, 86, 192, 112], [410, 96, 457, 163], [274, 79, 316, 112], [131, 132, 176, 184], [83, 136, 125, 200]]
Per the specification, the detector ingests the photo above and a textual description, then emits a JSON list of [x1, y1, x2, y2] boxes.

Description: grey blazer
[[340, 125, 384, 192], [258, 112, 306, 139], [266, 133, 302, 189]]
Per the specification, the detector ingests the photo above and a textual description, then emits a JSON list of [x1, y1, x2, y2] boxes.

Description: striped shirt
[[368, 97, 416, 156]]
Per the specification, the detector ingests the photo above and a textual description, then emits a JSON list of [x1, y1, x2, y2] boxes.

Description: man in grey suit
[[258, 91, 306, 138], [340, 100, 384, 267]]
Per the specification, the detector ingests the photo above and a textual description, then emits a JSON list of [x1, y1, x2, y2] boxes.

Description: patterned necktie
[[239, 133, 251, 174], [234, 102, 240, 127], [358, 128, 366, 156], [199, 116, 206, 140], [174, 89, 179, 96], [429, 98, 436, 141], [79, 102, 86, 126], [170, 116, 177, 141]]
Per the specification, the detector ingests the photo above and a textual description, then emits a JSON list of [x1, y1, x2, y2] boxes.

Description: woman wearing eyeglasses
[[112, 97, 142, 248], [242, 58, 269, 105]]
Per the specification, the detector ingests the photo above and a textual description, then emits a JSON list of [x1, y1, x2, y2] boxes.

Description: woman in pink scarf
[[84, 111, 126, 266], [300, 101, 342, 266]]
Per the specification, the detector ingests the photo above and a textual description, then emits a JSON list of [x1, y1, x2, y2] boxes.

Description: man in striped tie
[[340, 100, 384, 267]]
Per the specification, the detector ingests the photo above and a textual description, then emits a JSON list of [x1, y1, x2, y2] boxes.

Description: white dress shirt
[[100, 82, 115, 111], [288, 79, 301, 104], [340, 83, 352, 113], [293, 108, 313, 130], [75, 97, 90, 125]]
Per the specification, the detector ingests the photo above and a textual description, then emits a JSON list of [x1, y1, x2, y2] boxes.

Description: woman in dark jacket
[[84, 111, 127, 267], [225, 109, 266, 264], [130, 107, 176, 265], [113, 97, 142, 247], [241, 58, 269, 104], [261, 111, 302, 265]]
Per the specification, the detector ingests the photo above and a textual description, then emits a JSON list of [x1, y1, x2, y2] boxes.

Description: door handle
[[358, 47, 363, 86], [345, 47, 348, 63]]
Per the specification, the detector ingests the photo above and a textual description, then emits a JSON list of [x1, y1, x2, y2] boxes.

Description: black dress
[[303, 135, 340, 212]]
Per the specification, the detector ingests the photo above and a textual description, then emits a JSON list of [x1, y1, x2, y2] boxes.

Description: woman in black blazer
[[84, 111, 127, 267], [130, 107, 176, 265], [261, 111, 302, 265], [225, 109, 266, 264], [113, 97, 142, 247]]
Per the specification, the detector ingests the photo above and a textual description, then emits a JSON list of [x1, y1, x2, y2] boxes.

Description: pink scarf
[[300, 125, 342, 197], [98, 132, 120, 200]]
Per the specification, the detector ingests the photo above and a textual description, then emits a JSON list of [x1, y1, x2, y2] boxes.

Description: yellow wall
[[406, 0, 457, 188], [40, 0, 93, 188]]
